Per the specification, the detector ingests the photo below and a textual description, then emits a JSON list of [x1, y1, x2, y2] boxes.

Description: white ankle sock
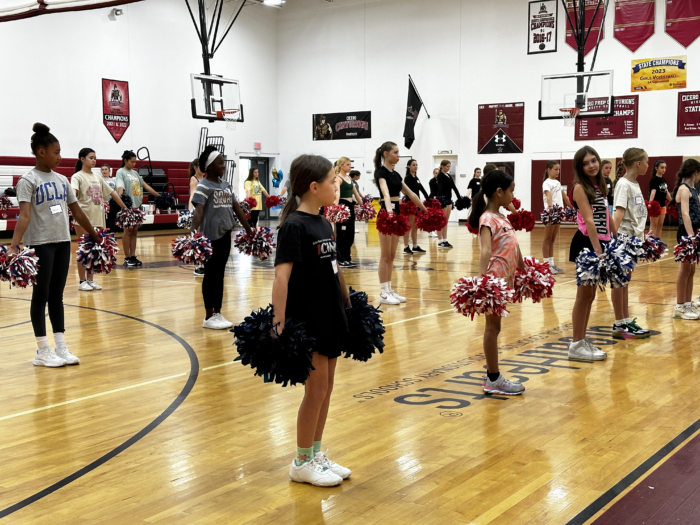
[[36, 336, 49, 350], [53, 332, 65, 346], [381, 282, 390, 293], [615, 319, 625, 327]]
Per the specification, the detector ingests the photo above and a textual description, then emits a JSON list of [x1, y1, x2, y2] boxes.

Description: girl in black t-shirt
[[649, 160, 670, 238], [374, 141, 428, 306], [601, 160, 614, 217], [436, 160, 461, 249], [402, 159, 429, 254], [274, 154, 353, 487], [467, 168, 482, 199]]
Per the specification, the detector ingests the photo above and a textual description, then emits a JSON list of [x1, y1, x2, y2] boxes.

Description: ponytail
[[75, 147, 95, 174], [542, 160, 559, 183], [613, 161, 625, 191], [672, 158, 700, 202], [467, 170, 513, 230], [653, 159, 666, 177], [373, 141, 396, 186], [121, 150, 136, 168], [278, 154, 333, 226]]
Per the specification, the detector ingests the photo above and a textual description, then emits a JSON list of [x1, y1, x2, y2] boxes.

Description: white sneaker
[[212, 313, 233, 329], [87, 280, 102, 290], [55, 344, 80, 365], [697, 296, 700, 308], [380, 292, 400, 305], [674, 305, 700, 320], [33, 347, 66, 367], [568, 339, 606, 362], [315, 449, 351, 480], [390, 290, 407, 303], [289, 458, 343, 487], [553, 264, 565, 274], [78, 281, 93, 291], [429, 232, 438, 238], [203, 315, 230, 330]]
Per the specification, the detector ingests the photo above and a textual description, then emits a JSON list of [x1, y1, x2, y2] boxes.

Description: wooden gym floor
[[1, 222, 699, 524]]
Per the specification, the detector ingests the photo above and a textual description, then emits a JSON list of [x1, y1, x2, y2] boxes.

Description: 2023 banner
[[631, 56, 687, 92]]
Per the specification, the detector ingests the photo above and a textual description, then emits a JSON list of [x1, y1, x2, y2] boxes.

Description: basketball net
[[218, 109, 239, 131], [560, 108, 580, 128]]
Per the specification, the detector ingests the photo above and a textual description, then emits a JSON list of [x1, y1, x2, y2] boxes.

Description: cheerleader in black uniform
[[374, 142, 427, 305], [436, 160, 463, 249], [428, 168, 439, 238], [274, 154, 352, 487], [402, 159, 429, 254]]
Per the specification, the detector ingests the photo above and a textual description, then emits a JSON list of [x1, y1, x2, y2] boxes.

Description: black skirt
[[677, 223, 700, 244], [569, 230, 608, 262], [380, 201, 401, 215]]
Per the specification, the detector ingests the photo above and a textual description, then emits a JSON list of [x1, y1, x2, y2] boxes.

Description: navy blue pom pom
[[343, 288, 385, 362], [111, 194, 132, 212]]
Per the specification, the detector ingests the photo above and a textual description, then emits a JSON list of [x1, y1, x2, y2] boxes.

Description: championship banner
[[666, 0, 700, 48], [566, 0, 605, 56], [614, 0, 654, 52], [477, 102, 524, 154], [528, 1, 558, 55], [312, 111, 371, 141], [102, 79, 130, 143], [677, 91, 700, 137], [575, 95, 638, 141], [631, 56, 687, 92]]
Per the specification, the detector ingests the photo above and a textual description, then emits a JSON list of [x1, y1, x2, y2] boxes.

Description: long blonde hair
[[335, 156, 351, 175]]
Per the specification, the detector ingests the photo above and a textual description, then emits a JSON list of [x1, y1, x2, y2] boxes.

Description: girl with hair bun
[[8, 123, 103, 368], [373, 141, 427, 305], [72, 147, 126, 291], [116, 149, 160, 267]]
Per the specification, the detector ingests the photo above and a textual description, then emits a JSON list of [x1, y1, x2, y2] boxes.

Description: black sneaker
[[193, 266, 205, 276], [443, 241, 454, 249], [125, 257, 138, 268], [412, 246, 426, 253], [132, 257, 143, 266], [346, 260, 357, 268], [403, 246, 413, 255], [612, 323, 646, 340], [338, 261, 352, 268], [438, 242, 449, 249]]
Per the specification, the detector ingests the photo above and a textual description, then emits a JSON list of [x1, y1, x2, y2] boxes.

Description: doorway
[[239, 157, 271, 221]]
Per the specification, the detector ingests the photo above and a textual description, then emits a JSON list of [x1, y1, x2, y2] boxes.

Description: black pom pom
[[343, 288, 385, 362], [111, 194, 132, 212], [454, 196, 472, 211], [232, 305, 316, 387], [435, 196, 453, 209]]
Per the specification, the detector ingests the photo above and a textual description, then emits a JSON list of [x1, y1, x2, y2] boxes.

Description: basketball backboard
[[539, 70, 614, 120], [190, 73, 244, 122]]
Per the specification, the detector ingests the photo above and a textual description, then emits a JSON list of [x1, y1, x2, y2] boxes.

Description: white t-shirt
[[542, 178, 563, 208], [614, 177, 647, 237]]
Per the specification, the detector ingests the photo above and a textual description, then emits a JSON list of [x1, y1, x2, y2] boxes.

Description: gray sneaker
[[552, 264, 565, 274], [568, 339, 607, 362], [482, 373, 525, 395]]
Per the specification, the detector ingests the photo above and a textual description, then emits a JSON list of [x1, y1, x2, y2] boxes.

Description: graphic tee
[[103, 177, 117, 191], [275, 211, 348, 344], [116, 168, 144, 208], [244, 180, 264, 210], [191, 178, 238, 241], [574, 184, 610, 241], [71, 171, 113, 228], [614, 177, 648, 237], [16, 168, 77, 246], [649, 176, 669, 206], [542, 178, 564, 208]]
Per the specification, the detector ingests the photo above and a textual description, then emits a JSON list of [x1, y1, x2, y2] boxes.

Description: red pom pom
[[323, 204, 350, 223], [506, 211, 521, 230], [667, 204, 679, 219], [466, 222, 480, 235], [0, 195, 12, 211], [264, 195, 280, 209], [423, 198, 442, 210], [399, 199, 418, 216], [243, 197, 258, 210], [513, 257, 555, 303], [415, 207, 447, 232], [511, 198, 521, 210], [508, 209, 535, 232], [450, 275, 514, 320], [645, 200, 661, 218], [376, 209, 410, 236], [355, 203, 376, 221]]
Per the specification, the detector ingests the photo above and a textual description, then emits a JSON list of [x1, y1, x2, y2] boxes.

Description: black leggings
[[202, 231, 232, 310], [30, 242, 71, 337], [336, 198, 356, 263], [249, 210, 260, 227]]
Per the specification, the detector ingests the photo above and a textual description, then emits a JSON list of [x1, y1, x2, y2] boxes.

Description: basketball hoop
[[217, 109, 240, 131], [560, 107, 580, 127]]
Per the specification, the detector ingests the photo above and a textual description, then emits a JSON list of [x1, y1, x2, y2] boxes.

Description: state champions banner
[[631, 56, 687, 92], [677, 91, 700, 137], [528, 1, 558, 54], [102, 79, 130, 143], [312, 111, 371, 141]]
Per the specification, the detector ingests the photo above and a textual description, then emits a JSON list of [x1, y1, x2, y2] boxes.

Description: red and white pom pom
[[0, 245, 9, 282], [234, 227, 276, 261], [264, 195, 280, 209], [645, 200, 661, 218], [423, 198, 442, 210], [0, 195, 12, 211], [415, 207, 447, 232], [362, 194, 373, 205], [541, 204, 563, 225], [323, 204, 350, 223], [513, 257, 555, 303], [511, 197, 521, 210], [355, 203, 376, 221], [399, 199, 418, 216], [6, 247, 40, 288], [674, 232, 700, 264], [641, 234, 668, 263], [450, 275, 514, 320], [76, 229, 120, 274], [376, 209, 411, 236], [103, 200, 110, 216], [115, 207, 145, 229], [278, 196, 287, 208], [243, 197, 258, 210], [171, 232, 213, 265]]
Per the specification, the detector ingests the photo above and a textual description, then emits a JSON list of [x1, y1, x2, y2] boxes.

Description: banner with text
[[477, 102, 524, 154], [566, 0, 605, 56], [666, 0, 700, 48], [614, 0, 654, 52], [528, 1, 558, 54], [677, 91, 700, 137], [312, 111, 371, 141], [575, 95, 638, 141], [631, 56, 687, 92], [102, 78, 130, 143]]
